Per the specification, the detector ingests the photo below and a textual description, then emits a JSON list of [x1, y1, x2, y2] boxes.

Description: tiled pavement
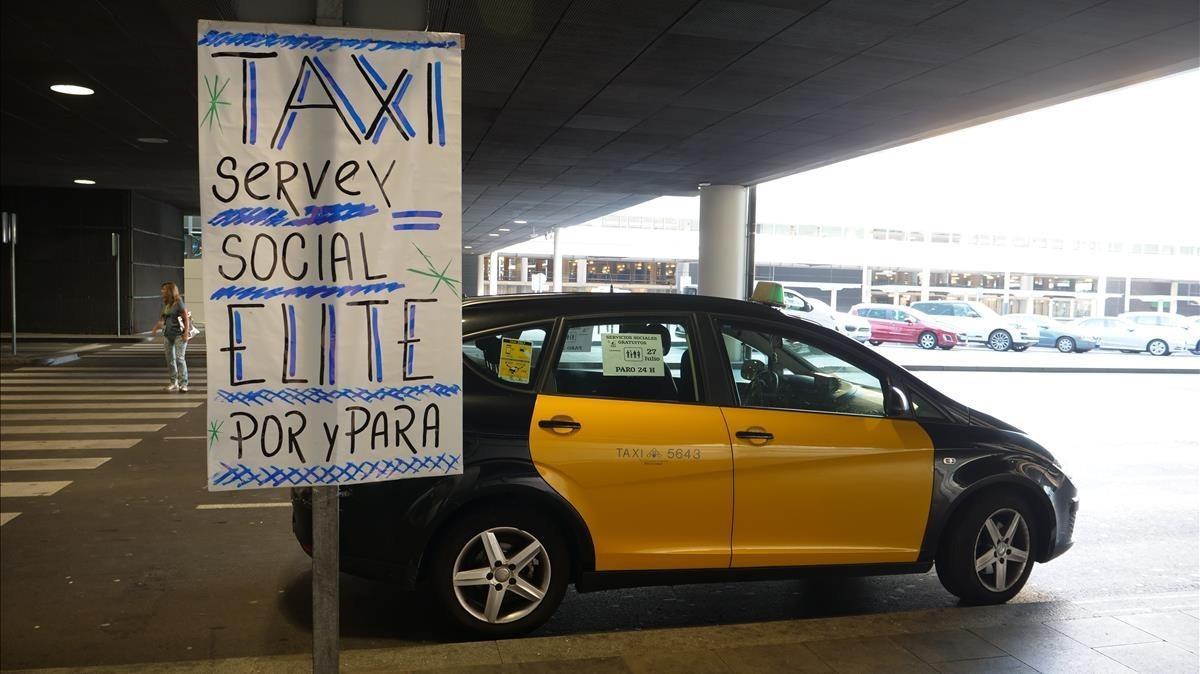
[[9, 595, 1197, 673]]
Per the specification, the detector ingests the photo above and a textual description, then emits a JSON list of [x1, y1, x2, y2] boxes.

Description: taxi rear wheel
[[936, 491, 1036, 605], [427, 506, 569, 637]]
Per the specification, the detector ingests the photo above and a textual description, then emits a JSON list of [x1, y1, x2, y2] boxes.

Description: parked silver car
[[1119, 312, 1200, 355], [1072, 316, 1188, 356], [910, 301, 1039, 351]]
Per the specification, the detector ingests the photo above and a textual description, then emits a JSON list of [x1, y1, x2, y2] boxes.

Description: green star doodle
[[407, 243, 461, 298], [200, 75, 231, 132], [207, 419, 224, 449]]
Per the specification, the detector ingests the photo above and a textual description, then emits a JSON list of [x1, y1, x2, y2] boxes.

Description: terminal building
[[475, 212, 1200, 318]]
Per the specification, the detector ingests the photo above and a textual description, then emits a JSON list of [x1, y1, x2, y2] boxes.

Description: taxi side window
[[719, 322, 885, 417], [462, 325, 550, 389], [552, 318, 698, 403]]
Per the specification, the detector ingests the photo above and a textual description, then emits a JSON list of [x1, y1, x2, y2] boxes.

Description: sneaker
[[180, 385, 189, 392], [166, 383, 179, 392]]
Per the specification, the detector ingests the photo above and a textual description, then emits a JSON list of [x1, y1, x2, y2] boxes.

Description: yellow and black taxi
[[292, 283, 1078, 636]]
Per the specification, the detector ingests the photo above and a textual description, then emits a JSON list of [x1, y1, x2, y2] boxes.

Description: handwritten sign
[[601, 333, 665, 377], [198, 21, 463, 490]]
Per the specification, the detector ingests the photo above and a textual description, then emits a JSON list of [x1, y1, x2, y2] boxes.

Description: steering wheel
[[741, 360, 779, 405]]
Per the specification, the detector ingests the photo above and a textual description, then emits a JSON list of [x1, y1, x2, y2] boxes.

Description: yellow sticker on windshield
[[499, 338, 533, 384]]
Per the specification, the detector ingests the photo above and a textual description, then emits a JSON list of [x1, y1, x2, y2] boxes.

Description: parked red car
[[851, 303, 962, 350]]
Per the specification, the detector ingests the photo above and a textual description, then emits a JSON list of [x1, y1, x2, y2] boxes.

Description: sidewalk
[[879, 344, 1200, 374], [0, 334, 152, 368], [9, 594, 1197, 673]]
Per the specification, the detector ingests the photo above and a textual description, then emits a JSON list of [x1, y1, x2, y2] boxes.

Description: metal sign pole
[[311, 486, 339, 674], [112, 233, 121, 336]]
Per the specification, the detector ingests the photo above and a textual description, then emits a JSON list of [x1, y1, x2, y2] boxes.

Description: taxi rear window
[[463, 325, 550, 389]]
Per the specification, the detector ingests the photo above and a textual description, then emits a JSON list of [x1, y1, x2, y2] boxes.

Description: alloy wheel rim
[[989, 332, 1011, 350], [452, 526, 551, 624], [920, 333, 936, 349], [1057, 337, 1073, 353], [973, 508, 1030, 593], [1149, 340, 1166, 355]]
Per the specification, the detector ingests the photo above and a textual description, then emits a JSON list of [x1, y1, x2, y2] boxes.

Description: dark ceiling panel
[[1, 0, 1196, 251]]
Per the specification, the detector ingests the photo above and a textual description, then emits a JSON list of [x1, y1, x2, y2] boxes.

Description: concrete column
[[1169, 281, 1178, 313], [576, 259, 587, 287], [1124, 276, 1132, 312], [861, 266, 871, 303], [488, 251, 498, 296], [829, 288, 838, 312], [461, 254, 481, 298], [1001, 271, 1010, 313], [1096, 274, 1108, 317], [475, 255, 485, 297], [519, 257, 529, 285], [920, 268, 931, 302], [552, 227, 563, 293], [698, 185, 748, 299]]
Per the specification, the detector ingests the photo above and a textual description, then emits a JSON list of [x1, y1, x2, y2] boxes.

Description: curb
[[905, 365, 1200, 374]]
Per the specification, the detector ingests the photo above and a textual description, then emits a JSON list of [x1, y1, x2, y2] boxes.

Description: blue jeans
[[165, 335, 188, 386]]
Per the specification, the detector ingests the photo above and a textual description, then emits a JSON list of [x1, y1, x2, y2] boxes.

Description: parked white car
[[1074, 316, 1189, 356], [910, 300, 1040, 351], [780, 288, 839, 331], [1119, 312, 1200, 355]]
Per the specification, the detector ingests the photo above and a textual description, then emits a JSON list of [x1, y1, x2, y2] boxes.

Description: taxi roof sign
[[751, 281, 786, 308]]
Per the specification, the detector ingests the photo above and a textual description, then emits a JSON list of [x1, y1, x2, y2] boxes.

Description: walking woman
[[151, 282, 191, 392]]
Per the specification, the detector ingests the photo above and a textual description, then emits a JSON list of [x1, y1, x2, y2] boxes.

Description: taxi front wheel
[[427, 506, 569, 637], [936, 491, 1036, 605]]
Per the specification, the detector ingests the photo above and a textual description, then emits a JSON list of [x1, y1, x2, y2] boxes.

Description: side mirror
[[886, 386, 912, 417]]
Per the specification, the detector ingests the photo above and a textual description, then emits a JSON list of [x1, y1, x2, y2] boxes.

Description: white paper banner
[[197, 21, 463, 490]]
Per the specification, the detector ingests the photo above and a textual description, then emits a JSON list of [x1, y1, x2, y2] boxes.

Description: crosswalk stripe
[[196, 502, 291, 510], [0, 481, 72, 497], [0, 387, 207, 393], [0, 394, 206, 401], [0, 424, 165, 435], [1, 458, 111, 471], [1, 439, 142, 451], [1, 378, 208, 384], [0, 402, 202, 410], [0, 512, 19, 526], [1, 412, 187, 421]]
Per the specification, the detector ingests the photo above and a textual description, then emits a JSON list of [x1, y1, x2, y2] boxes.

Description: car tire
[[868, 340, 883, 346], [1055, 337, 1076, 353], [1120, 350, 1140, 354], [936, 491, 1037, 605], [917, 331, 938, 350], [987, 330, 1013, 351], [427, 506, 569, 638], [939, 345, 954, 350], [1147, 339, 1170, 357], [1011, 344, 1029, 352]]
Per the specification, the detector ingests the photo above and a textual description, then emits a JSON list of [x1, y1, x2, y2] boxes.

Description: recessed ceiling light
[[513, 220, 528, 224], [497, 227, 510, 232], [51, 84, 94, 96], [488, 233, 500, 237], [463, 245, 473, 249], [137, 137, 168, 144], [73, 179, 96, 185]]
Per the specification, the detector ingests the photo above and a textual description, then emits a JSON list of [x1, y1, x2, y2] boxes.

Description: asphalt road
[[1, 345, 1197, 669]]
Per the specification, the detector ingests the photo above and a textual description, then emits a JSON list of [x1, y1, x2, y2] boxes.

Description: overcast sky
[[614, 69, 1199, 243]]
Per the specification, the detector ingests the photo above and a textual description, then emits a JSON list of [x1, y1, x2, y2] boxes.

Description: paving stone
[[1096, 642, 1200, 674], [891, 629, 1006, 663], [1116, 612, 1200, 654], [933, 656, 1038, 673], [713, 642, 831, 673], [970, 623, 1133, 673], [623, 648, 729, 674], [805, 636, 935, 673], [1045, 616, 1162, 648], [515, 657, 632, 673]]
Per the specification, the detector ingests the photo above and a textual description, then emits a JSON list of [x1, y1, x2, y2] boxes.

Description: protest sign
[[197, 21, 463, 491]]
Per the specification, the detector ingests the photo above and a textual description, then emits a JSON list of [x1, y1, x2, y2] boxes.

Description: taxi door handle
[[538, 418, 581, 431], [736, 429, 774, 441]]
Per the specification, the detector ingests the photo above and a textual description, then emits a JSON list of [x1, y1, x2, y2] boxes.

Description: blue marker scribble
[[392, 223, 440, 231], [210, 454, 461, 488], [210, 282, 404, 301], [313, 56, 365, 134], [248, 61, 258, 145], [198, 30, 459, 53], [393, 210, 442, 218], [208, 203, 378, 227], [214, 383, 461, 406]]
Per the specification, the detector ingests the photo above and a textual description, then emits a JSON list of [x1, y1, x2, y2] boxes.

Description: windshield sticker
[[498, 338, 533, 384], [563, 326, 593, 353], [601, 333, 664, 377]]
